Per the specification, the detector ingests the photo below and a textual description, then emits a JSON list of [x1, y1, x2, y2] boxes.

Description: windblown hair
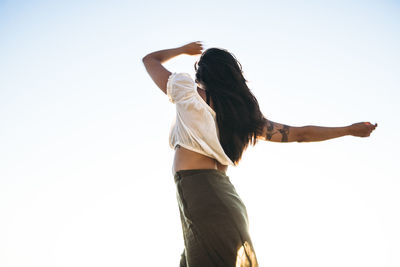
[[195, 48, 266, 165]]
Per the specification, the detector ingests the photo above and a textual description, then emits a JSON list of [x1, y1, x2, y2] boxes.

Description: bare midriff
[[173, 145, 228, 175]]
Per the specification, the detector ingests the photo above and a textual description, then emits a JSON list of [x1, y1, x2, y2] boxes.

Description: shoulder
[[167, 72, 196, 103], [167, 72, 194, 88]]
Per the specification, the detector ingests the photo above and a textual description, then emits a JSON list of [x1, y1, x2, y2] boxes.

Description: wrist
[[344, 125, 353, 136], [176, 46, 187, 55]]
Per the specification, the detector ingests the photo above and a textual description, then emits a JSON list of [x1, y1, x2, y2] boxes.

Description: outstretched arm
[[142, 41, 203, 94], [257, 119, 378, 142]]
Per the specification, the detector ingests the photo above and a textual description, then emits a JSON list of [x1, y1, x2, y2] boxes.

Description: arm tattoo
[[266, 120, 276, 140], [265, 121, 291, 142], [278, 125, 290, 142]]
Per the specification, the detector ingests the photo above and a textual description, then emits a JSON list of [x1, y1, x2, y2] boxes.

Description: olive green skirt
[[174, 169, 258, 267]]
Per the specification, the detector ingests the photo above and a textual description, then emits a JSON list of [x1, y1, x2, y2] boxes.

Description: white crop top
[[167, 72, 235, 168]]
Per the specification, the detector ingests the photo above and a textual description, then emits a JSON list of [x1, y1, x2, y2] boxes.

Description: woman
[[142, 41, 377, 267]]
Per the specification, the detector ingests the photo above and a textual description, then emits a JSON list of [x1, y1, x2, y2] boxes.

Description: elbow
[[142, 54, 159, 66], [142, 55, 150, 64], [142, 53, 156, 64]]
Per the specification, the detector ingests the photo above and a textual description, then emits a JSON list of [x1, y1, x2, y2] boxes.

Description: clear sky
[[1, 0, 399, 266]]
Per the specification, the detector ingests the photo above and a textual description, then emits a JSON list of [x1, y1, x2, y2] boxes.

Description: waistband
[[174, 169, 228, 183]]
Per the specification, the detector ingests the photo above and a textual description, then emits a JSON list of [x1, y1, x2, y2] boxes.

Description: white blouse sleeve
[[166, 72, 196, 104]]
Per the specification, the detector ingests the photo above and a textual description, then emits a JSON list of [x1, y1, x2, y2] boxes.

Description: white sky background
[[0, 0, 399, 266]]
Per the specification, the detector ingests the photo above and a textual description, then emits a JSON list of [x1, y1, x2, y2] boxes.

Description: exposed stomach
[[173, 145, 228, 174]]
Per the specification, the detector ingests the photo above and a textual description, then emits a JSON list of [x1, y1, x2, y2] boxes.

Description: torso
[[172, 87, 228, 174]]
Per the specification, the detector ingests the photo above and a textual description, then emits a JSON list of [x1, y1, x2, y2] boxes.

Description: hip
[[174, 169, 248, 225]]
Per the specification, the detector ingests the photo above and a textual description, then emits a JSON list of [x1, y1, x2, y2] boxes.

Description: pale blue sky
[[1, 1, 399, 266]]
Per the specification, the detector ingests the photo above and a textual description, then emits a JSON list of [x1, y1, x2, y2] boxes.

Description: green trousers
[[174, 169, 259, 267]]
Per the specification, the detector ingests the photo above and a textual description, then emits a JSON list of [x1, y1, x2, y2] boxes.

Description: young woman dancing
[[142, 41, 377, 267]]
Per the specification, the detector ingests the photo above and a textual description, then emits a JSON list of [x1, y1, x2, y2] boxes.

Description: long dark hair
[[195, 48, 266, 165]]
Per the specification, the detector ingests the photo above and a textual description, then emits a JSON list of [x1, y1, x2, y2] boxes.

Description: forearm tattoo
[[278, 125, 290, 142], [265, 121, 290, 142], [266, 120, 276, 140]]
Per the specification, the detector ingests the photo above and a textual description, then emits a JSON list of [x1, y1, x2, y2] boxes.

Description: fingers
[[364, 121, 378, 130], [370, 122, 377, 131], [186, 41, 204, 55], [181, 41, 204, 55], [352, 121, 377, 137], [195, 41, 204, 51], [366, 121, 378, 136], [192, 41, 204, 49]]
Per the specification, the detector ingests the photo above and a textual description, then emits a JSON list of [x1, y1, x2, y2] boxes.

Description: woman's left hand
[[349, 122, 378, 137], [180, 41, 204, 56]]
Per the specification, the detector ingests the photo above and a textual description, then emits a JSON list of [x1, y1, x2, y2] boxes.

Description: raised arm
[[257, 119, 377, 143], [142, 41, 203, 94]]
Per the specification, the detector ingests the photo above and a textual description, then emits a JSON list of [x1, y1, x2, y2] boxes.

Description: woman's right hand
[[349, 122, 378, 137], [180, 41, 204, 56]]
